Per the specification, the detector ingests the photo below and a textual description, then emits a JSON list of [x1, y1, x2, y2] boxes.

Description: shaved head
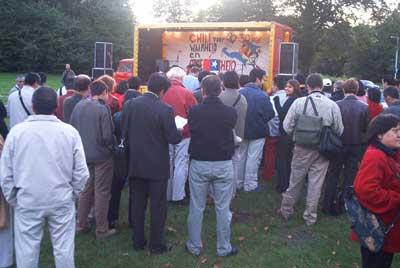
[[74, 74, 91, 92]]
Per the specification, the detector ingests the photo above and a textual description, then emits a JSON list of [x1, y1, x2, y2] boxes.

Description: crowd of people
[[0, 63, 399, 268]]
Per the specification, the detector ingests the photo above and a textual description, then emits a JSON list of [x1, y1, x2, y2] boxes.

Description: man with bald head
[[63, 75, 91, 123], [61, 64, 76, 86]]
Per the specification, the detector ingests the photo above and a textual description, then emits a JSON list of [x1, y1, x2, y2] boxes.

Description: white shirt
[[7, 85, 35, 128], [0, 115, 89, 209]]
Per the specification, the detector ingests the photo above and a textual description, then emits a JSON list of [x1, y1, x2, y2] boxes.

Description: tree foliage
[[0, 0, 134, 74]]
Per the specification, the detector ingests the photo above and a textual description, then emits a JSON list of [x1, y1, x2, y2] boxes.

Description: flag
[[203, 59, 211, 71], [210, 59, 219, 72]]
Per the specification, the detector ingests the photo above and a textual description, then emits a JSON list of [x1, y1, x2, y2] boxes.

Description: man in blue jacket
[[238, 68, 275, 192]]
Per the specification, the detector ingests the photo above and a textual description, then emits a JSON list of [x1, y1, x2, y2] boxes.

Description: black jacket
[[336, 95, 369, 145], [188, 96, 237, 161], [122, 93, 182, 180], [274, 96, 296, 135], [331, 90, 345, 102]]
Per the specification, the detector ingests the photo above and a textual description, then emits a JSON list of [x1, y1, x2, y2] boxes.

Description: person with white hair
[[162, 67, 198, 204], [9, 75, 25, 95]]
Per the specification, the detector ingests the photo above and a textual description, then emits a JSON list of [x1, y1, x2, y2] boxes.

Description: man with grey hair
[[330, 80, 345, 102], [162, 67, 197, 204], [9, 75, 25, 94], [61, 64, 76, 86]]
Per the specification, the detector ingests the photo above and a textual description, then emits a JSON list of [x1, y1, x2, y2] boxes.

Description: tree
[[277, 0, 388, 73], [153, 0, 194, 22]]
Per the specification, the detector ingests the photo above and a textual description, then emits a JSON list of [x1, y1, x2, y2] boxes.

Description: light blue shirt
[[183, 75, 200, 91]]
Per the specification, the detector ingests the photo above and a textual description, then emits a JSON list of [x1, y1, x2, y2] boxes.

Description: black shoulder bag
[[18, 89, 31, 116]]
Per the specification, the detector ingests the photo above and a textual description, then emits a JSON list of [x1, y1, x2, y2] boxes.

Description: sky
[[130, 0, 399, 23]]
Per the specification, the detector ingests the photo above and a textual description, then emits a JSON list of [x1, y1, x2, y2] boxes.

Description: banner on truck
[[162, 31, 270, 74]]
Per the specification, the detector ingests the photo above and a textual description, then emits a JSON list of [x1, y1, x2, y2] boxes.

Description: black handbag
[[113, 138, 128, 179], [319, 126, 342, 160]]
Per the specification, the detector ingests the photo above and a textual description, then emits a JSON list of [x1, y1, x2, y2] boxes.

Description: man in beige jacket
[[278, 73, 344, 225]]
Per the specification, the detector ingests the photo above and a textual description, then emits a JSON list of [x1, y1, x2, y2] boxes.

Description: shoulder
[[363, 146, 387, 163]]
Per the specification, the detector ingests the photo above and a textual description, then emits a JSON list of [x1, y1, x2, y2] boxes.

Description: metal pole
[[391, 36, 399, 79]]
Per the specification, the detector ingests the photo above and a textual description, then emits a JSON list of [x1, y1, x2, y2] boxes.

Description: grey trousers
[[14, 202, 76, 268], [236, 138, 265, 191], [186, 160, 234, 256], [280, 145, 330, 225], [167, 138, 190, 201]]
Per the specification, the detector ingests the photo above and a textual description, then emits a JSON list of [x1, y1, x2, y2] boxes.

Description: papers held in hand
[[175, 115, 188, 130]]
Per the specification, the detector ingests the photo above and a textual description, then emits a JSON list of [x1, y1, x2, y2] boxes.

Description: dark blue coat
[[240, 83, 275, 140]]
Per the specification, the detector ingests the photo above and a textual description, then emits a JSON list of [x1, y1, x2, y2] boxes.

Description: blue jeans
[[186, 160, 234, 256]]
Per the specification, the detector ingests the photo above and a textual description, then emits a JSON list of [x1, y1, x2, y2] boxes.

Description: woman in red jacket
[[353, 114, 400, 268]]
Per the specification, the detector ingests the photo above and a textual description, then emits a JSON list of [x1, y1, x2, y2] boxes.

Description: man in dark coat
[[122, 72, 182, 254]]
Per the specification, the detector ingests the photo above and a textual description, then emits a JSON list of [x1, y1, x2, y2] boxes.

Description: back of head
[[275, 74, 287, 91], [383, 74, 396, 86], [32, 87, 57, 115], [74, 75, 91, 92], [198, 70, 212, 83], [306, 73, 323, 90], [148, 72, 171, 95], [90, 80, 108, 97], [24, 72, 41, 87], [239, 75, 251, 87], [295, 73, 306, 85], [190, 66, 201, 75], [343, 79, 359, 95], [117, 80, 128, 94], [128, 76, 142, 90], [38, 72, 47, 85], [333, 80, 344, 92], [367, 113, 400, 143], [356, 80, 365, 96], [201, 75, 222, 97], [367, 87, 381, 104], [383, 86, 399, 100], [223, 71, 239, 89], [249, 68, 266, 83], [124, 90, 141, 104], [98, 75, 115, 93], [167, 67, 186, 81], [64, 76, 75, 89]]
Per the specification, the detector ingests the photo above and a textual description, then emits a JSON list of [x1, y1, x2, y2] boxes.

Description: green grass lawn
[[37, 181, 399, 268], [0, 73, 61, 102]]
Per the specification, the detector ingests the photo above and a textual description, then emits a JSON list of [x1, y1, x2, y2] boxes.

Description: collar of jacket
[[243, 82, 261, 90], [371, 139, 397, 156], [309, 90, 324, 95], [144, 91, 159, 99], [26, 115, 60, 122], [343, 95, 358, 100], [203, 96, 223, 104]]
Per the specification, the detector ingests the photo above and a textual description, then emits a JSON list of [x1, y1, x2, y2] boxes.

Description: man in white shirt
[[7, 72, 40, 128], [0, 87, 89, 268]]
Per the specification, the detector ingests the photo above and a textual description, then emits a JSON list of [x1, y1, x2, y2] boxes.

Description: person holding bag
[[351, 114, 400, 268]]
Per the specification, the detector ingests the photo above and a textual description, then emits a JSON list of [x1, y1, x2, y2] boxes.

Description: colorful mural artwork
[[163, 31, 270, 74]]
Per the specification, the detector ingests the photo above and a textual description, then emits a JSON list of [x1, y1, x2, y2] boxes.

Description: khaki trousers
[[280, 145, 329, 225], [77, 158, 113, 233]]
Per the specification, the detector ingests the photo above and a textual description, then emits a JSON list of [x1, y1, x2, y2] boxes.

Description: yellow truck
[[133, 21, 295, 91]]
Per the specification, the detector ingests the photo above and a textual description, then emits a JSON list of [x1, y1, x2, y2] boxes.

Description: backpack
[[344, 186, 400, 252], [294, 97, 323, 147]]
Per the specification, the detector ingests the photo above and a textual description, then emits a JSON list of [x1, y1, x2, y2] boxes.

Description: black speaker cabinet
[[279, 43, 299, 75], [92, 68, 114, 79], [94, 42, 113, 69]]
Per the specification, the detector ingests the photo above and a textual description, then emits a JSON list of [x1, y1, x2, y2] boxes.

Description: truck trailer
[[133, 21, 294, 91]]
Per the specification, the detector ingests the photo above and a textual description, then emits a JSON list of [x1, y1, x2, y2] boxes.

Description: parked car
[[114, 59, 133, 85]]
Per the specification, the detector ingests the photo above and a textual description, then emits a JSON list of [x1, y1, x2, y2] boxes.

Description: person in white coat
[[0, 87, 89, 268]]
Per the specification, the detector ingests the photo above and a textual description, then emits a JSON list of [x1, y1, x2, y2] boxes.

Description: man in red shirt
[[163, 67, 198, 204]]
